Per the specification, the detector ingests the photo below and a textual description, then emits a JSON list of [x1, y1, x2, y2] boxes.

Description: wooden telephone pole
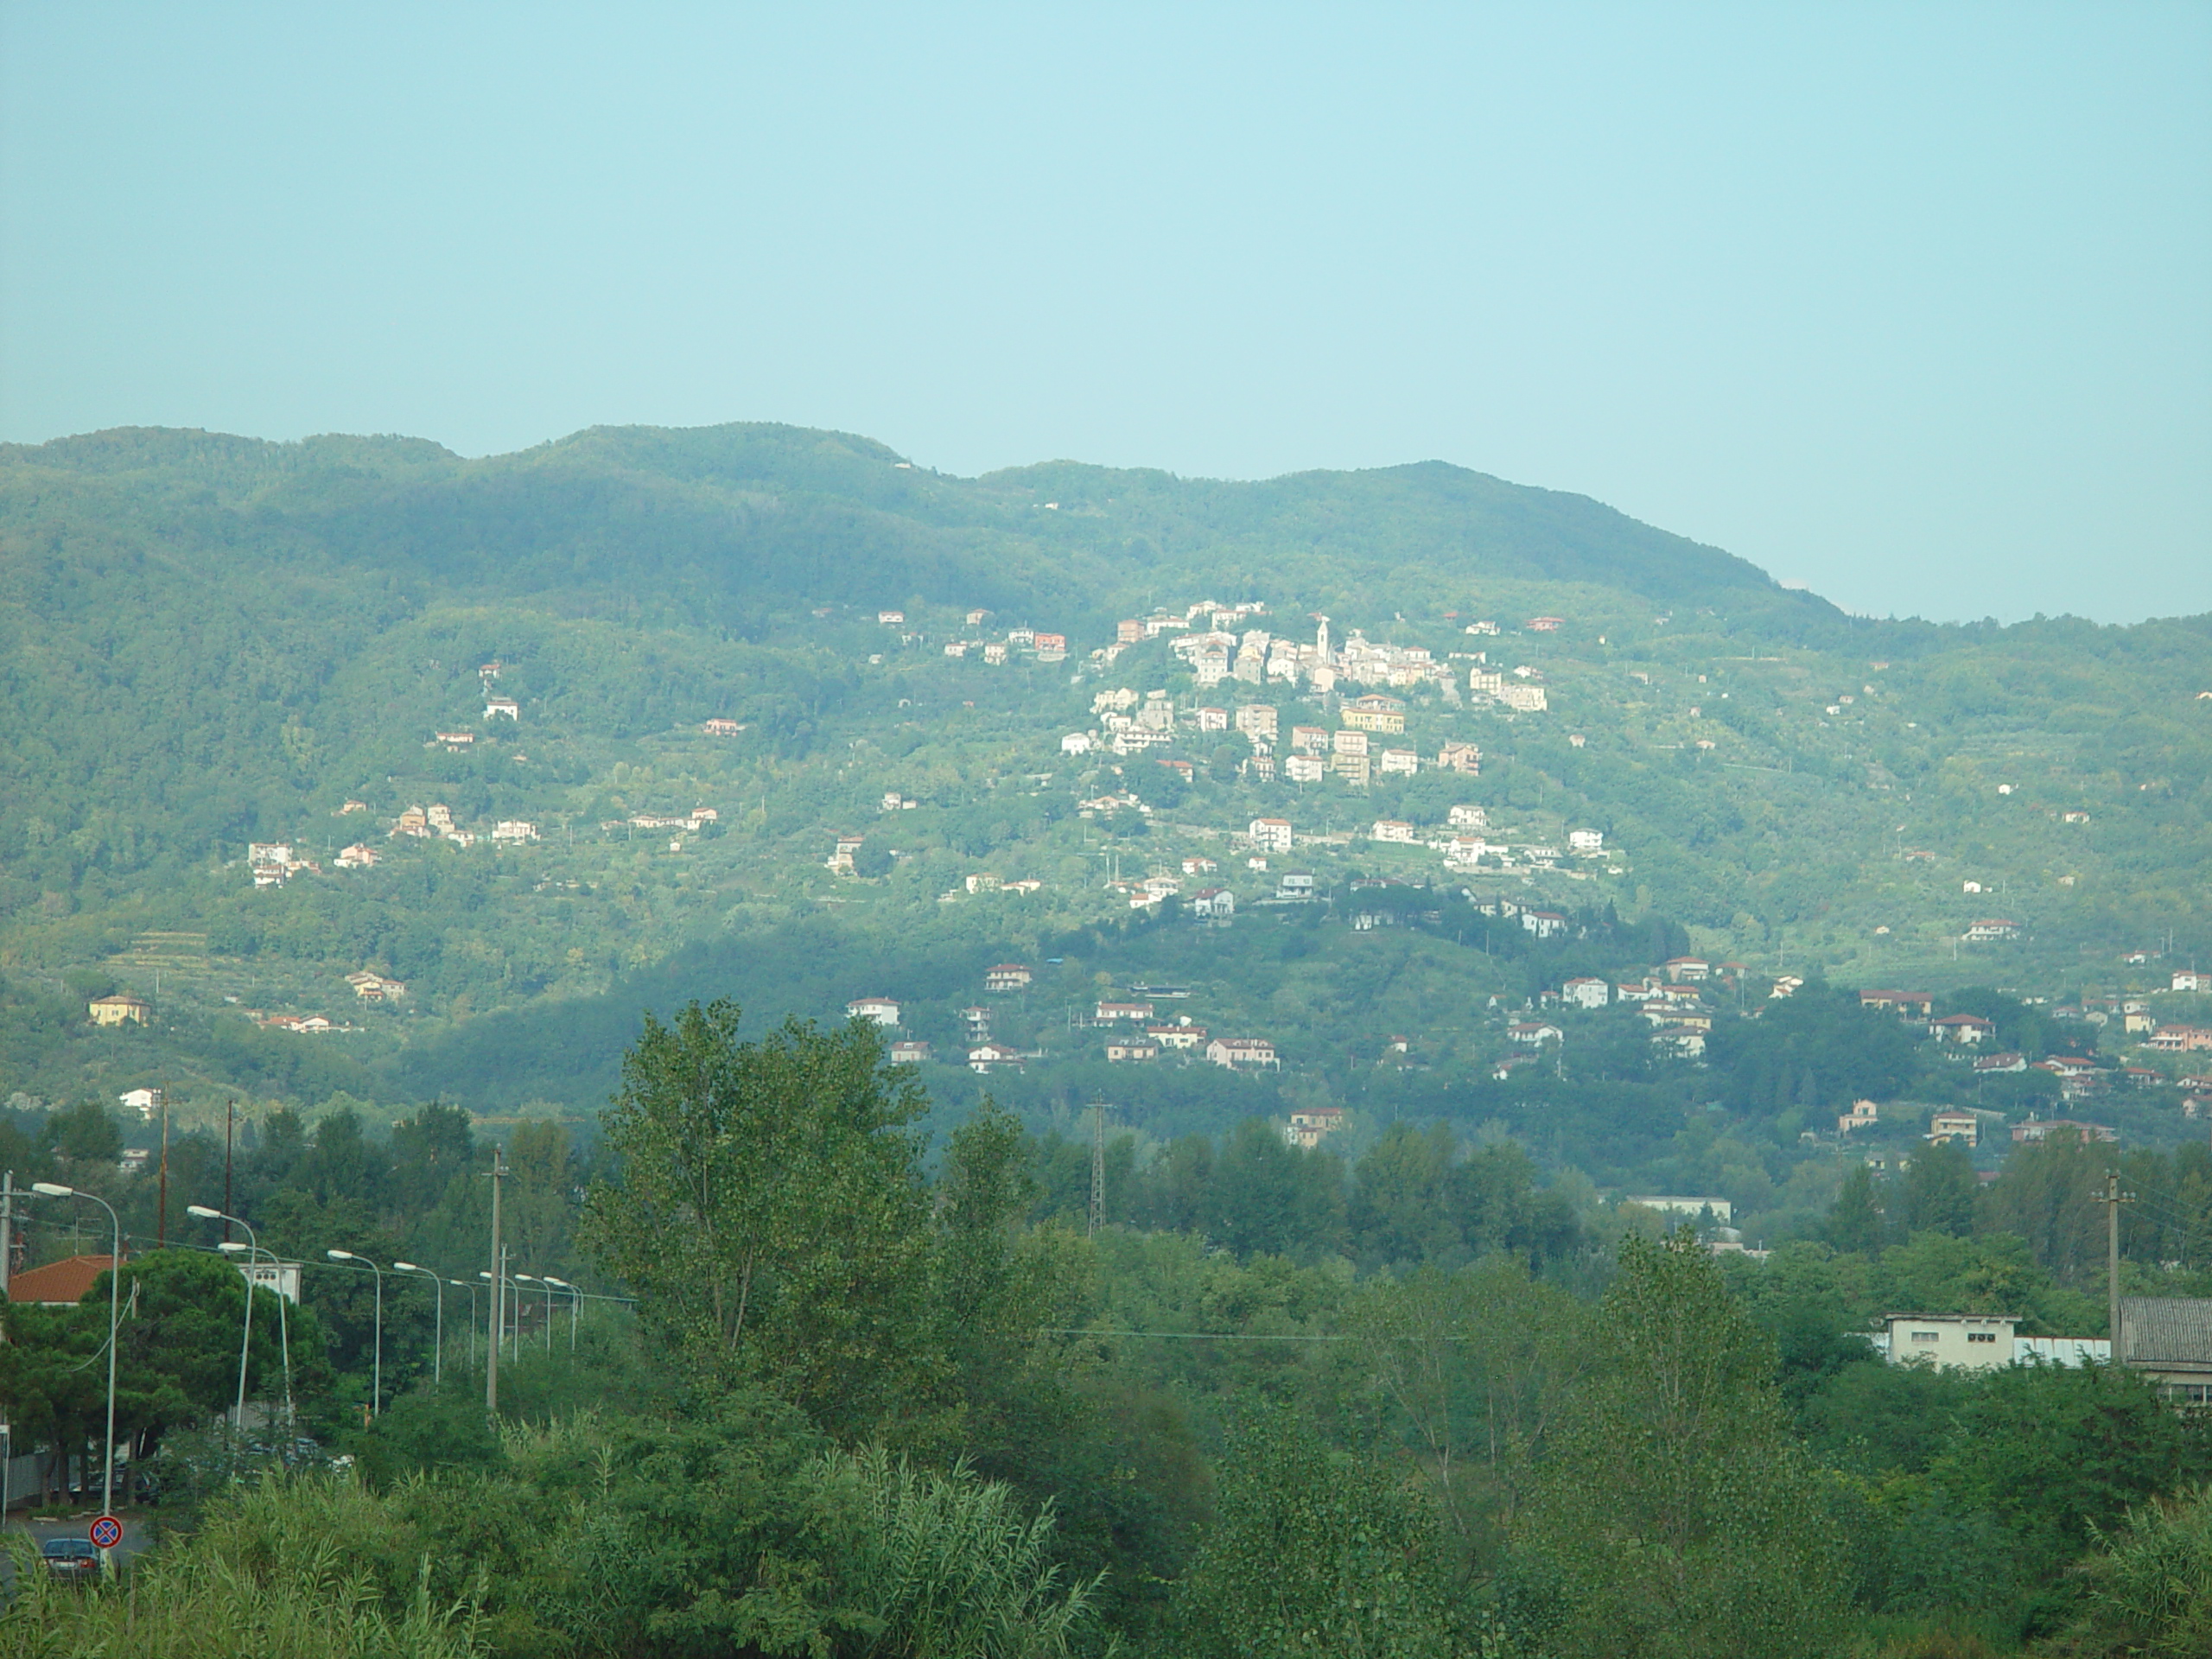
[[2101, 1172, 2135, 1362]]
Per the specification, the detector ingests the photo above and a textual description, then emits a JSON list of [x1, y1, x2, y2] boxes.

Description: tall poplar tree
[[579, 999, 943, 1440], [1516, 1230, 1851, 1658]]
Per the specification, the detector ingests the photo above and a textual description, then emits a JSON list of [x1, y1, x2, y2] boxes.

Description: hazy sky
[[4, 4, 2207, 624]]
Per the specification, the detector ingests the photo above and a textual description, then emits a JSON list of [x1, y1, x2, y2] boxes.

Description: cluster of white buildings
[[878, 608, 1071, 665], [843, 976, 1279, 1076], [1228, 811, 1605, 878], [1105, 609, 1474, 702], [1061, 605, 1554, 794], [1080, 607, 1564, 722], [247, 793, 598, 887], [245, 842, 321, 887], [1491, 957, 1747, 1071], [1070, 689, 1491, 789]]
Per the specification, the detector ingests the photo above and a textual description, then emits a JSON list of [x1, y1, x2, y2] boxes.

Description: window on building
[[1910, 1332, 1939, 1344]]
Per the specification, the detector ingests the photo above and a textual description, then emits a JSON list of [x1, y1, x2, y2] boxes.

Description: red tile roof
[[8, 1254, 118, 1306]]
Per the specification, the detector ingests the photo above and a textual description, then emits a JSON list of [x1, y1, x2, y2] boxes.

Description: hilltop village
[[163, 579, 2202, 1159]]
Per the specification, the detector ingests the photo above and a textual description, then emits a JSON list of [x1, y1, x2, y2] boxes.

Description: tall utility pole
[[223, 1101, 235, 1243], [2102, 1172, 2135, 1362], [0, 1170, 14, 1306], [1089, 1103, 1106, 1237], [486, 1147, 505, 1418], [156, 1084, 169, 1246]]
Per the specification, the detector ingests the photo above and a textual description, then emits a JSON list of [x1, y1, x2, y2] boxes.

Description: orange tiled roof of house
[[9, 1254, 118, 1306]]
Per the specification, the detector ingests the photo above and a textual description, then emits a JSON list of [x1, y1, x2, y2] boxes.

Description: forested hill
[[3, 420, 2209, 1218], [3, 422, 1808, 628]]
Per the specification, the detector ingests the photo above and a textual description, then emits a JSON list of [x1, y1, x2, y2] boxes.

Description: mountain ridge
[[3, 421, 1817, 620]]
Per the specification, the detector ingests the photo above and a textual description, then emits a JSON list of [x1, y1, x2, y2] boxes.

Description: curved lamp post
[[543, 1275, 581, 1352], [450, 1280, 479, 1369], [515, 1274, 556, 1354], [219, 1241, 294, 1428], [31, 1184, 119, 1572], [187, 1205, 264, 1428], [391, 1262, 443, 1388], [326, 1250, 385, 1417], [479, 1265, 521, 1361]]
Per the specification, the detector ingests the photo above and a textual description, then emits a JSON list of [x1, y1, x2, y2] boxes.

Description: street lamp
[[449, 1281, 478, 1369], [515, 1274, 556, 1354], [219, 1242, 294, 1428], [543, 1276, 580, 1352], [479, 1268, 520, 1361], [391, 1262, 443, 1388], [32, 1184, 119, 1571], [188, 1205, 268, 1429], [326, 1250, 385, 1417]]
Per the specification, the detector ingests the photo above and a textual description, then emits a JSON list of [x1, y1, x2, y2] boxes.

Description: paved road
[[1, 1511, 156, 1592]]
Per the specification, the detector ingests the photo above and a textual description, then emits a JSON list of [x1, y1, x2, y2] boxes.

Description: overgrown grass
[[0, 1478, 484, 1659]]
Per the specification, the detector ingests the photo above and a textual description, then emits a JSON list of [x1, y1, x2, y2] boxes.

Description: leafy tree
[[1980, 1131, 2110, 1291], [1706, 982, 1917, 1116], [1515, 1229, 1852, 1658], [111, 1248, 328, 1433], [0, 1248, 321, 1502], [44, 1098, 123, 1166], [731, 1444, 1106, 1659], [1170, 1405, 1459, 1659], [2058, 1483, 2212, 1659], [579, 1000, 943, 1440], [1351, 1123, 1463, 1266], [1800, 1357, 1974, 1478], [931, 1103, 1086, 1395], [1347, 1256, 1593, 1552], [1901, 1136, 1978, 1237], [1925, 1362, 2212, 1580], [1826, 1163, 1888, 1254], [1205, 1119, 1345, 1260], [502, 1117, 577, 1275]]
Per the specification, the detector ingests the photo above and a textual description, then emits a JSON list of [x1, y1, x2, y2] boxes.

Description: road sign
[[88, 1515, 122, 1549]]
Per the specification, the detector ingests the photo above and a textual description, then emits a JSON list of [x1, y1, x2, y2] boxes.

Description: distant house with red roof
[[8, 1255, 118, 1306]]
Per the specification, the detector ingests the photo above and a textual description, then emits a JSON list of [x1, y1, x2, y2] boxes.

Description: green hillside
[[3, 421, 2208, 1236]]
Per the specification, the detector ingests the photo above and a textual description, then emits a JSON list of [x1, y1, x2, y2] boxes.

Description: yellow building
[[88, 994, 151, 1027], [1339, 694, 1407, 734]]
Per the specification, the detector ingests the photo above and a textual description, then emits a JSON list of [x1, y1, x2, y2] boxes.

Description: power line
[[1039, 1327, 1471, 1344]]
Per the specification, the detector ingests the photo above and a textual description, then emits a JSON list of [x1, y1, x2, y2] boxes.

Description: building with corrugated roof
[[2120, 1298, 2212, 1405]]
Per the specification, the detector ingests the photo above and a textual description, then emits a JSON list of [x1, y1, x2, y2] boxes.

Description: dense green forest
[[9, 1007, 2212, 1656]]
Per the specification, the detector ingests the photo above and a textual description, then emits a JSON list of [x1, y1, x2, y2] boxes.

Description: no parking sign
[[89, 1515, 122, 1550]]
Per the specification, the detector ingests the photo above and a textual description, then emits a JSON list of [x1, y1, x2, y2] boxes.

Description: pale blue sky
[[3, 3, 2207, 623]]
